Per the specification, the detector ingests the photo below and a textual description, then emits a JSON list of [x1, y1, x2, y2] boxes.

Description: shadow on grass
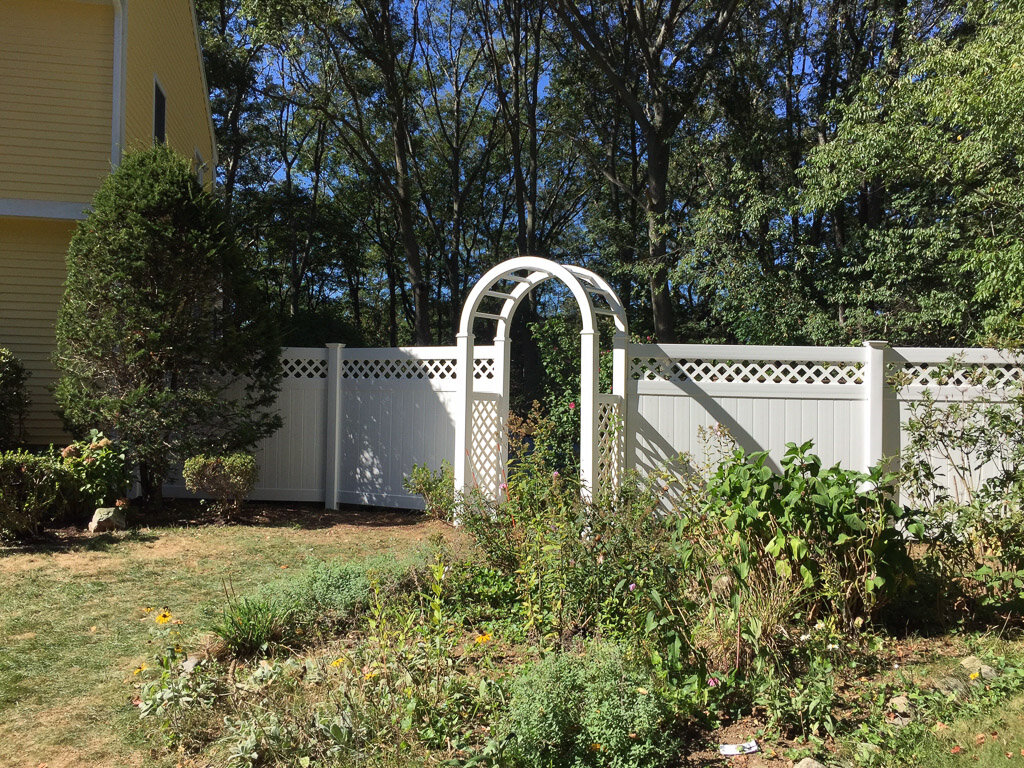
[[136, 499, 427, 531], [1, 501, 430, 557], [1, 527, 160, 556]]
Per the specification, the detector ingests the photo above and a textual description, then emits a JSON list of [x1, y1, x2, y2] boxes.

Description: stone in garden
[[934, 675, 969, 698], [181, 656, 201, 674], [886, 694, 915, 727], [856, 743, 882, 757], [793, 758, 827, 768], [960, 656, 998, 680], [88, 507, 125, 533]]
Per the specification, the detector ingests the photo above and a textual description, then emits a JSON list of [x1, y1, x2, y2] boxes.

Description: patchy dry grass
[[0, 502, 457, 768]]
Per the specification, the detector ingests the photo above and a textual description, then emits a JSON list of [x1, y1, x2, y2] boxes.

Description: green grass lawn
[[0, 503, 454, 768]]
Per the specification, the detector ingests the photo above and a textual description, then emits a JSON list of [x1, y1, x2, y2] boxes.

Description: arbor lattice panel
[[469, 398, 505, 495]]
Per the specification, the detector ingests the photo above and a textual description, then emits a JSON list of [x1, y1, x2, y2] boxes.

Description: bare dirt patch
[[0, 502, 459, 576]]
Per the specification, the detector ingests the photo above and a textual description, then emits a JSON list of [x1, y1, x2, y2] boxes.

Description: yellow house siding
[[123, 1, 216, 172], [0, 1, 113, 203], [0, 218, 77, 446]]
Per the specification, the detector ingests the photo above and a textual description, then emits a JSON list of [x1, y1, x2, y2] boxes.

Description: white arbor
[[453, 256, 629, 500]]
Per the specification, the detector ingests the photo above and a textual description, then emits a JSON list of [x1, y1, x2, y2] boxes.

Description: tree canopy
[[195, 0, 1023, 349]]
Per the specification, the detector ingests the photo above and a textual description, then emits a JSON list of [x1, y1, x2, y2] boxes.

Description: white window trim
[[0, 199, 89, 220]]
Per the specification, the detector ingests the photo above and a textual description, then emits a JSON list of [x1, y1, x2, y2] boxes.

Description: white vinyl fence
[[167, 342, 1021, 509]]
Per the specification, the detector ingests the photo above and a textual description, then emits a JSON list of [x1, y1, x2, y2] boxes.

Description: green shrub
[[209, 594, 297, 658], [58, 429, 130, 521], [502, 641, 681, 768], [0, 451, 67, 538], [0, 349, 29, 450], [292, 555, 420, 625], [55, 144, 281, 501], [183, 453, 259, 513], [693, 441, 919, 627], [405, 461, 457, 521], [897, 366, 1024, 613]]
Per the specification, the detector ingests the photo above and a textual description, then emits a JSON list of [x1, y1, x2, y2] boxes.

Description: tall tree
[[552, 0, 741, 341], [54, 146, 281, 501]]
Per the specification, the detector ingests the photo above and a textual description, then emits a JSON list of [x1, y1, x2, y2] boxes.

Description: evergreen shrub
[[55, 144, 281, 500], [0, 348, 29, 450]]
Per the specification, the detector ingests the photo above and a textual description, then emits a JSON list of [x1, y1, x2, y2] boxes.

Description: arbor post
[[579, 329, 599, 501]]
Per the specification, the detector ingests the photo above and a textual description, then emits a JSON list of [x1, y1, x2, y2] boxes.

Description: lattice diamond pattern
[[630, 358, 864, 386], [596, 401, 622, 491], [474, 358, 496, 380], [281, 357, 328, 379], [469, 399, 505, 494], [892, 362, 1024, 389], [341, 358, 457, 380]]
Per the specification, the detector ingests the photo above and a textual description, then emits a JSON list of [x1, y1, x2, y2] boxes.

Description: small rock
[[88, 507, 126, 533], [886, 694, 915, 726], [934, 676, 969, 698], [181, 656, 201, 674], [960, 656, 998, 680], [888, 694, 914, 715], [793, 758, 827, 768]]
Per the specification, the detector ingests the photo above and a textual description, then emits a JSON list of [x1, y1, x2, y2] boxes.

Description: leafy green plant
[[0, 348, 29, 450], [696, 441, 920, 627], [501, 640, 681, 768], [405, 460, 457, 521], [58, 429, 130, 519], [183, 452, 259, 514]]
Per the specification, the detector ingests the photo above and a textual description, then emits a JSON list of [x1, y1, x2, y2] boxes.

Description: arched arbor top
[[454, 256, 629, 503], [458, 256, 628, 341]]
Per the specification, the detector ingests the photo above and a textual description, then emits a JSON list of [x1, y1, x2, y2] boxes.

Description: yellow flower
[[142, 607, 154, 615], [474, 632, 493, 645], [155, 610, 172, 625], [590, 743, 603, 752], [364, 669, 379, 680], [970, 672, 980, 680], [330, 658, 344, 668], [133, 663, 147, 675]]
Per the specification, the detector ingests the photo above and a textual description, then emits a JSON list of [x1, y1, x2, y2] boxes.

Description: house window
[[154, 81, 166, 144]]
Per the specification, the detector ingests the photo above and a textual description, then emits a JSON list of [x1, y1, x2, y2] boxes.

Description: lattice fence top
[[890, 361, 1024, 389], [474, 358, 496, 380], [282, 356, 328, 379], [630, 358, 865, 386], [341, 357, 457, 381], [337, 356, 496, 381]]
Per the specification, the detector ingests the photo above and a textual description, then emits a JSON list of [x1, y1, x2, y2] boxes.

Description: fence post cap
[[863, 340, 889, 349]]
